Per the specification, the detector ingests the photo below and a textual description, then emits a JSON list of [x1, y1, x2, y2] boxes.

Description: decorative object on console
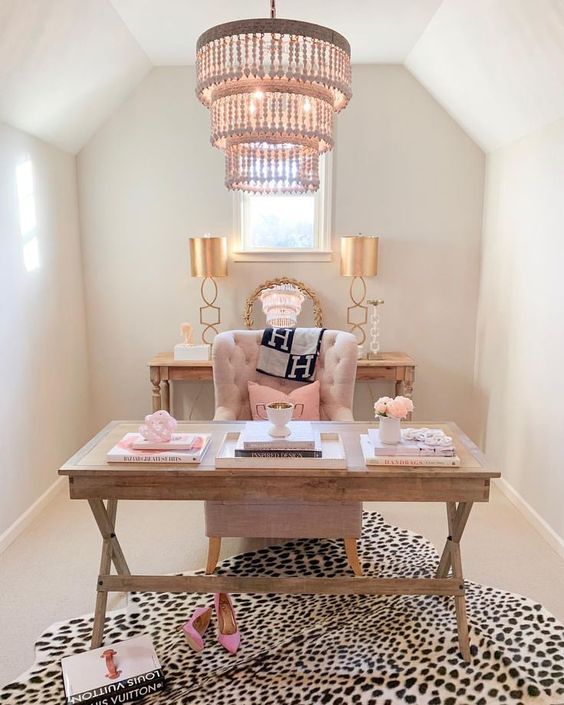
[[260, 284, 305, 328], [189, 235, 228, 345], [256, 327, 325, 381], [138, 410, 177, 444], [244, 277, 323, 329], [367, 298, 385, 358], [174, 322, 211, 361], [340, 235, 379, 353], [195, 0, 352, 194], [373, 395, 414, 444], [248, 380, 320, 421]]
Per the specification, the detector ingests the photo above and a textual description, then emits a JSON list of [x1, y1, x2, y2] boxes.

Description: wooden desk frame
[[60, 421, 498, 663], [148, 352, 416, 413]]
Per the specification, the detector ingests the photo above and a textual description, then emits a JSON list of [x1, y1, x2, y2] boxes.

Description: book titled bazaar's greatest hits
[[61, 635, 165, 705], [106, 433, 211, 463]]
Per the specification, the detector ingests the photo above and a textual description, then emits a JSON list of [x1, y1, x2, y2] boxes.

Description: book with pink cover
[[131, 432, 203, 450], [107, 433, 211, 464]]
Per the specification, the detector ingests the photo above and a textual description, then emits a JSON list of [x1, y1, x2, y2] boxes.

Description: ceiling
[[1, 0, 563, 154], [108, 0, 444, 65]]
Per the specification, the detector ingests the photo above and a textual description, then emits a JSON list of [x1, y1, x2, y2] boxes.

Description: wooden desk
[[59, 420, 498, 661], [148, 351, 416, 413]]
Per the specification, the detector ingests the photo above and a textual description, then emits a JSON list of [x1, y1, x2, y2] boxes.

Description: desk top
[[60, 421, 497, 481], [148, 352, 416, 368]]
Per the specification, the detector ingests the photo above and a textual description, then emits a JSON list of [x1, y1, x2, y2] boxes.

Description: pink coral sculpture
[[139, 410, 178, 443]]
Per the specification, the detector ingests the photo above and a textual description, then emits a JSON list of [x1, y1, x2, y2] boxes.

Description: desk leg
[[436, 501, 473, 661], [395, 367, 415, 420], [89, 499, 131, 648], [162, 380, 170, 413], [150, 367, 162, 412]]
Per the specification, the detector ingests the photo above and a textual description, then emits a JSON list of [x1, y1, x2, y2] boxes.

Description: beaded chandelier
[[196, 0, 352, 194]]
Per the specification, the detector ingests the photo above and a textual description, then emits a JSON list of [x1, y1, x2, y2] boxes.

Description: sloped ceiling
[[1, 0, 564, 154], [0, 0, 151, 153], [406, 0, 564, 151], [108, 0, 444, 64]]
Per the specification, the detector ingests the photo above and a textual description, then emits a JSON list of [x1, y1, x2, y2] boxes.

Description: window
[[16, 157, 40, 272], [233, 154, 332, 262]]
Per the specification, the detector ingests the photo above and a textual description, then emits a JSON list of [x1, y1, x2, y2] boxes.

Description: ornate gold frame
[[243, 277, 323, 329]]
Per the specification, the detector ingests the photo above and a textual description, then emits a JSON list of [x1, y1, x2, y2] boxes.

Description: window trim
[[231, 153, 333, 262]]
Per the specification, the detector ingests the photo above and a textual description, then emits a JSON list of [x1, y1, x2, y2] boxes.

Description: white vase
[[378, 415, 401, 444]]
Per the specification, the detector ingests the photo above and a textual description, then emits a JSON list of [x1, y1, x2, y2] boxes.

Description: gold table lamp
[[189, 236, 228, 344], [340, 235, 379, 348]]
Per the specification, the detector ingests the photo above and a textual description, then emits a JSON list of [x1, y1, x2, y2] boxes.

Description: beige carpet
[[1, 481, 563, 687]]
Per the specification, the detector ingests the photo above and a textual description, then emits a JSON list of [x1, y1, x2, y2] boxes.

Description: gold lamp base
[[199, 276, 221, 345], [346, 275, 368, 345]]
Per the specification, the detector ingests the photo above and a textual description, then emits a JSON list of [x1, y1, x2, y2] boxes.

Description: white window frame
[[232, 153, 333, 262]]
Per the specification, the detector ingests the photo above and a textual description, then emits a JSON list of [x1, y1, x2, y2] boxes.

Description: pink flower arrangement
[[374, 395, 414, 419]]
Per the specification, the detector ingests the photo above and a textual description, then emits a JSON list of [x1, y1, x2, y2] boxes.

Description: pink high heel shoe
[[181, 605, 212, 652], [214, 593, 240, 654]]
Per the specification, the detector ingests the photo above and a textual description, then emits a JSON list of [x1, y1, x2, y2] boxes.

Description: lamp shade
[[340, 235, 379, 277], [189, 236, 228, 277]]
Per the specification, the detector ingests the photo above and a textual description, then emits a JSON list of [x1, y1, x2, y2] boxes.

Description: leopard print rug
[[1, 512, 563, 705]]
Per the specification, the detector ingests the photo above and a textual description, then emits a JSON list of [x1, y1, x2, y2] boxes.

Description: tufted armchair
[[205, 329, 363, 575]]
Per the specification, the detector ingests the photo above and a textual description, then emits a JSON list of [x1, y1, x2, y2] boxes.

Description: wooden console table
[[59, 420, 498, 661], [148, 351, 416, 413]]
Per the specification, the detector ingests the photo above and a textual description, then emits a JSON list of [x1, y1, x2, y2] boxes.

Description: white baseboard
[[0, 477, 65, 554], [495, 477, 564, 561]]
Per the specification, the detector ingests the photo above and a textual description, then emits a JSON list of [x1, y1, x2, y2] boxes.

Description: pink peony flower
[[386, 397, 414, 419], [374, 396, 392, 416]]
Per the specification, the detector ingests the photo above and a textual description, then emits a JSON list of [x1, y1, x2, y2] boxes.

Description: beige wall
[[78, 65, 485, 435], [0, 121, 90, 534], [476, 117, 564, 543]]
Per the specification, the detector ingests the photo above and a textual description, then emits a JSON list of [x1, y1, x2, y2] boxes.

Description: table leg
[[435, 501, 473, 661], [89, 499, 131, 648], [150, 366, 162, 412], [161, 380, 170, 413]]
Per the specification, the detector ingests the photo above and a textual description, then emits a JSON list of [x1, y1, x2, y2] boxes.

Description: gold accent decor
[[244, 277, 322, 329], [189, 236, 228, 278], [189, 236, 228, 344], [340, 235, 379, 277], [196, 0, 352, 194], [340, 236, 379, 347]]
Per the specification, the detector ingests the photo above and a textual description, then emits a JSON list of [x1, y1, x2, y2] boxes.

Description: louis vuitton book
[[61, 635, 165, 705]]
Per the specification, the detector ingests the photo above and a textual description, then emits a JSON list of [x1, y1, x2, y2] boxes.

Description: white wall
[[78, 65, 485, 435], [0, 122, 90, 535], [476, 117, 564, 544]]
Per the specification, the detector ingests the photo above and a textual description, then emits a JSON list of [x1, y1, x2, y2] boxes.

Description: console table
[[148, 351, 416, 413], [59, 420, 498, 662]]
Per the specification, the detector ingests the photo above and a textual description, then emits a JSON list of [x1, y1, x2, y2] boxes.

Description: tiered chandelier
[[196, 0, 352, 194]]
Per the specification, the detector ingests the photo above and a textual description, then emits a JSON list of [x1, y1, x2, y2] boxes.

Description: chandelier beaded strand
[[196, 0, 352, 194]]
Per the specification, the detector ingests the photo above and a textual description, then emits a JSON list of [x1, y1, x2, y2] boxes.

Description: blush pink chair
[[206, 329, 363, 575]]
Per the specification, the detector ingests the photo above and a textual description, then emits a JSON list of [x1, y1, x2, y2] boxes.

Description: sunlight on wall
[[16, 157, 40, 271]]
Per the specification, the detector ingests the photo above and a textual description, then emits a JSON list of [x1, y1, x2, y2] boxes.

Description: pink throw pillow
[[248, 380, 320, 421]]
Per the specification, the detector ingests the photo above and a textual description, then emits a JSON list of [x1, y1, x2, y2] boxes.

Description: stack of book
[[236, 421, 321, 458], [61, 634, 165, 705], [361, 429, 460, 466], [106, 432, 211, 464]]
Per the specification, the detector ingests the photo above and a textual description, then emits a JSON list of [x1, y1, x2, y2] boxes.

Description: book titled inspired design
[[107, 433, 211, 463], [61, 634, 165, 705], [240, 421, 316, 450], [235, 430, 322, 458], [360, 435, 460, 467]]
